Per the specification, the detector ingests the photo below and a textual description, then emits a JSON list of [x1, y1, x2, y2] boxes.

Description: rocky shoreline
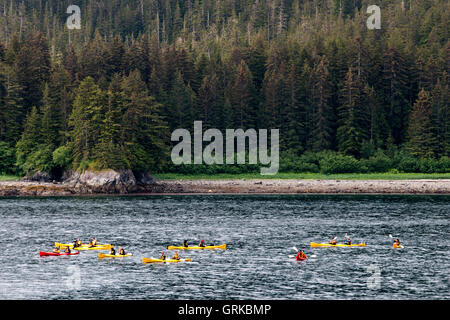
[[1, 176, 449, 196]]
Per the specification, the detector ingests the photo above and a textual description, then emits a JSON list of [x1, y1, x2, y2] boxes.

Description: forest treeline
[[0, 0, 448, 176]]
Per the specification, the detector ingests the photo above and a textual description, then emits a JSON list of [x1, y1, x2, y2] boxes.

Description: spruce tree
[[67, 77, 106, 168], [310, 56, 333, 152], [407, 89, 438, 158]]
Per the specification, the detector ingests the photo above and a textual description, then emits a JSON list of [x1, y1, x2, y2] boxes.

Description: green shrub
[[419, 158, 439, 173], [436, 156, 450, 173], [362, 150, 393, 173], [79, 159, 90, 172], [319, 154, 366, 174], [394, 152, 421, 172], [52, 146, 72, 169]]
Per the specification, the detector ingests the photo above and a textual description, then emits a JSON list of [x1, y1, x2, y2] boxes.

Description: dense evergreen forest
[[0, 0, 448, 177]]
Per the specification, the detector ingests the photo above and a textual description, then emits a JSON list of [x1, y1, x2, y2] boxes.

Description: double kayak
[[55, 242, 112, 249], [40, 251, 80, 256], [73, 246, 113, 251], [310, 242, 366, 248], [142, 257, 191, 263], [167, 244, 226, 250], [98, 253, 132, 258]]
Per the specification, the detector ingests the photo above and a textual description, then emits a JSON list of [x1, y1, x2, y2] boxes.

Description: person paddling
[[73, 239, 82, 248], [110, 246, 116, 255], [296, 250, 307, 261], [182, 240, 188, 248], [53, 246, 60, 253], [393, 238, 401, 248], [91, 237, 98, 246], [160, 251, 166, 260], [64, 246, 71, 254], [199, 240, 206, 247], [118, 247, 126, 256], [172, 251, 180, 260], [329, 237, 337, 245], [344, 235, 352, 245]]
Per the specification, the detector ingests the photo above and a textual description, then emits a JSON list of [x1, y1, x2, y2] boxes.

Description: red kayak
[[40, 251, 80, 256]]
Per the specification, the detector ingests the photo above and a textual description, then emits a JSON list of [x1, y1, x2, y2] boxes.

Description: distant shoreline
[[1, 179, 449, 196]]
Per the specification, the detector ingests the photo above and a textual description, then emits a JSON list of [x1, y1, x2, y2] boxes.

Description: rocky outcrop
[[0, 169, 163, 196], [23, 171, 54, 183], [63, 169, 139, 194]]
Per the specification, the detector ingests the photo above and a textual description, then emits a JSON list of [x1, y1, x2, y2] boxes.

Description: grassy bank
[[0, 175, 20, 181], [154, 172, 450, 180]]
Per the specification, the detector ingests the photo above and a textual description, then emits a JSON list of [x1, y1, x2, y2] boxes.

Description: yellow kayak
[[98, 253, 132, 258], [72, 245, 113, 251], [167, 244, 226, 250], [393, 244, 404, 248], [55, 242, 112, 249], [142, 257, 191, 263], [310, 242, 366, 248]]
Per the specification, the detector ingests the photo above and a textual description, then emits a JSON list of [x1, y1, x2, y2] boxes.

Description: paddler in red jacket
[[296, 250, 307, 261], [199, 240, 206, 247]]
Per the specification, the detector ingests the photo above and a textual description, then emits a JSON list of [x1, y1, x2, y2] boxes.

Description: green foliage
[[52, 146, 72, 169], [361, 150, 393, 173], [0, 142, 16, 174], [319, 154, 366, 174], [0, 1, 448, 177]]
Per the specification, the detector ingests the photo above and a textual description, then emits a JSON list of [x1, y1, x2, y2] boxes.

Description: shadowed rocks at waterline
[[0, 170, 173, 196]]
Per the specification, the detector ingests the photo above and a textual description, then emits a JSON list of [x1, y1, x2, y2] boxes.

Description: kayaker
[[344, 236, 352, 245], [160, 252, 166, 260], [329, 237, 337, 245], [88, 240, 95, 248], [91, 238, 98, 246], [64, 246, 71, 254], [110, 246, 116, 255], [73, 239, 82, 248], [199, 240, 206, 247], [183, 240, 188, 248], [172, 251, 180, 260], [394, 238, 401, 246], [53, 246, 60, 253], [118, 248, 126, 256], [296, 250, 307, 261]]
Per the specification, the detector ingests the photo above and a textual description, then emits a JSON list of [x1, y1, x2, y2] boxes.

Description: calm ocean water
[[0, 195, 448, 299]]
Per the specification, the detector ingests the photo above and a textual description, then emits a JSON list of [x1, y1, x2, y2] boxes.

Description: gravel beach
[[1, 179, 449, 196]]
